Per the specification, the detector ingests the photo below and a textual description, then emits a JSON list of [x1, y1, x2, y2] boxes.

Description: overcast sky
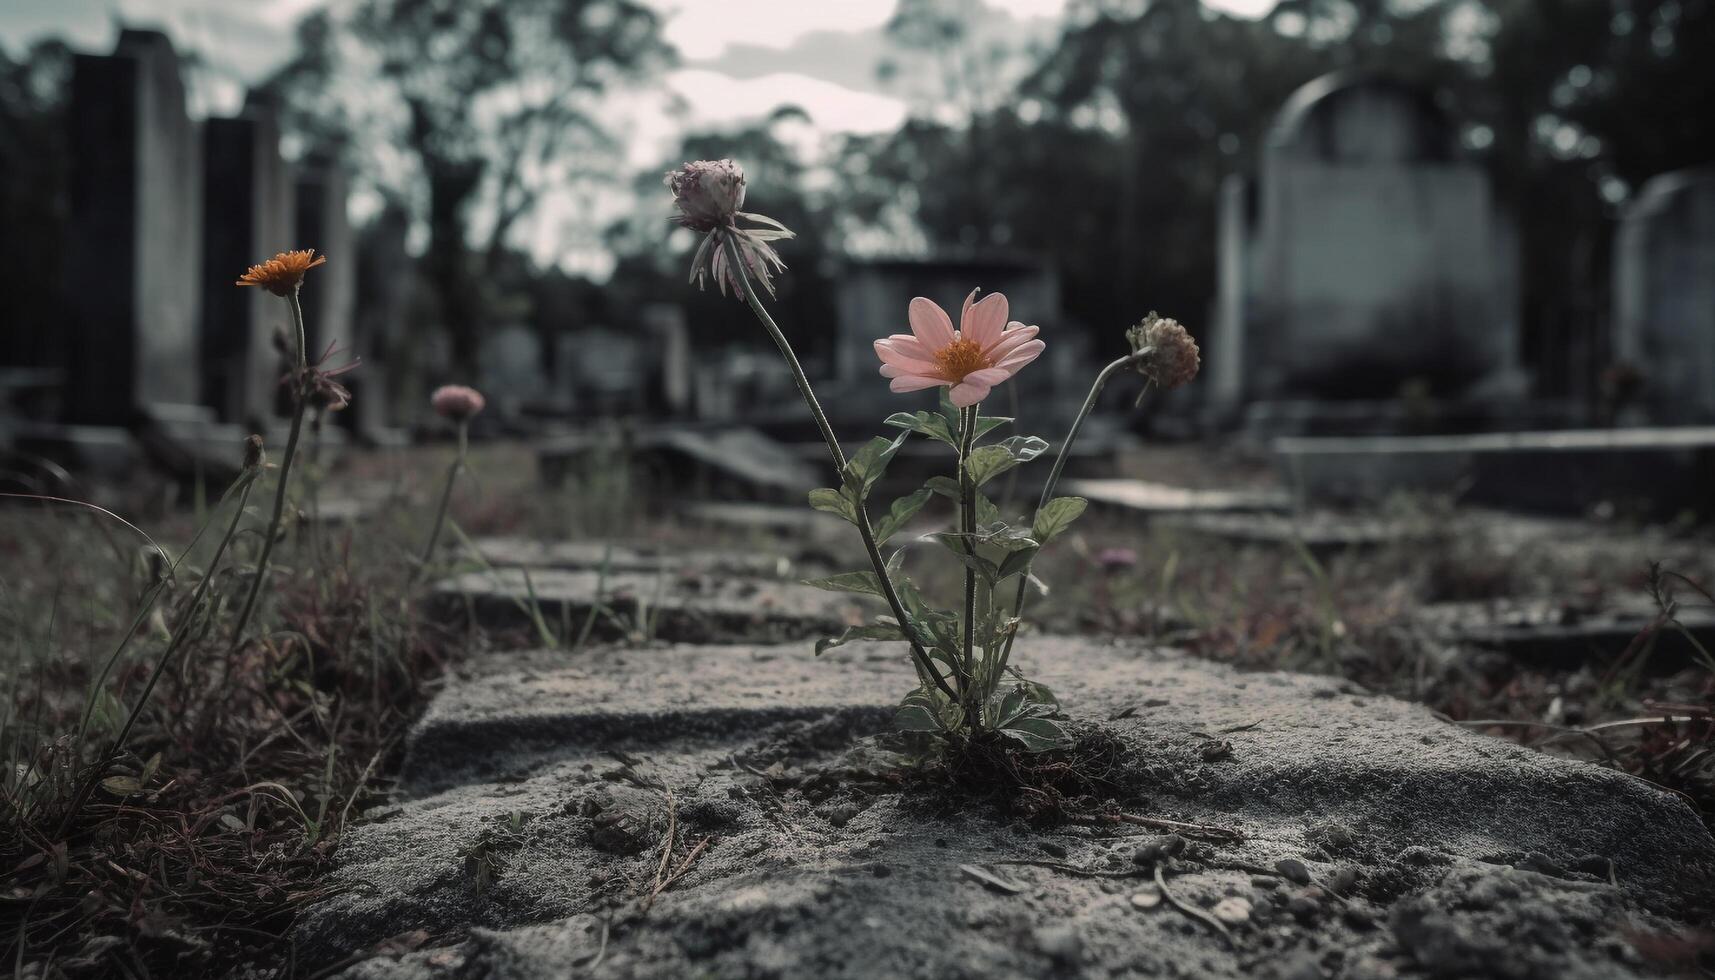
[[0, 0, 1278, 274]]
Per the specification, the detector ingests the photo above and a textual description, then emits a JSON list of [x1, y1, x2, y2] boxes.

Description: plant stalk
[[724, 234, 958, 703], [228, 287, 311, 650], [957, 403, 978, 716], [413, 420, 467, 586], [999, 349, 1149, 669]]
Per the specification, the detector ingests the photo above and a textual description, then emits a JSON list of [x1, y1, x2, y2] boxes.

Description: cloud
[[667, 68, 906, 134], [646, 0, 896, 60]]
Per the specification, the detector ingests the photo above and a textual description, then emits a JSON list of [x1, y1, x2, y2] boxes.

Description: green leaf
[[816, 621, 906, 655], [884, 410, 957, 447], [802, 571, 886, 598], [894, 689, 947, 733], [973, 416, 1013, 441], [808, 487, 858, 524], [928, 531, 1002, 583], [842, 432, 909, 501], [994, 545, 1040, 582], [965, 435, 1048, 487], [996, 716, 1072, 753], [974, 493, 1001, 526], [1032, 496, 1088, 543], [925, 476, 961, 500], [873, 487, 933, 544]]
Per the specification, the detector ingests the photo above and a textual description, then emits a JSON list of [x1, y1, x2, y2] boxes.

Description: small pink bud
[[431, 385, 485, 422], [1097, 547, 1139, 572]]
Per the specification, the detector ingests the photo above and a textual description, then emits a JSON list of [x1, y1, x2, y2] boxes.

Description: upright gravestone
[[1613, 167, 1715, 425], [640, 303, 692, 417], [1212, 73, 1518, 417], [200, 93, 293, 426], [294, 155, 356, 373], [62, 30, 204, 426], [354, 204, 412, 430]]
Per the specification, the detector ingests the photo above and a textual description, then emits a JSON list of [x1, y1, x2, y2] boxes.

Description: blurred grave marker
[[1613, 167, 1715, 425]]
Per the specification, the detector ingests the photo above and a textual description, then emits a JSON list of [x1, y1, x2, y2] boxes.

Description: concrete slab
[[1065, 477, 1289, 517], [1418, 597, 1715, 671], [468, 537, 791, 579], [298, 639, 1714, 980], [426, 568, 867, 645], [1275, 427, 1715, 517], [538, 427, 820, 503]]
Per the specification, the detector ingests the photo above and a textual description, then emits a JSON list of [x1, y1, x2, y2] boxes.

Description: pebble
[[1132, 834, 1187, 865], [1251, 875, 1279, 889], [1275, 858, 1313, 885], [1211, 896, 1251, 925], [1039, 841, 1068, 859], [1032, 924, 1083, 964], [1130, 889, 1162, 910], [826, 804, 858, 828]]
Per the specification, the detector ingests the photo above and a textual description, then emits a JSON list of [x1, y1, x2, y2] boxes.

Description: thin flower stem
[[413, 420, 467, 587], [723, 235, 958, 704], [999, 350, 1149, 670], [60, 471, 258, 834], [228, 287, 311, 652], [958, 404, 978, 714]]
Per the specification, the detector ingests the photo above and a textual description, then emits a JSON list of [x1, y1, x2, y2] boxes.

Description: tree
[[265, 0, 670, 367]]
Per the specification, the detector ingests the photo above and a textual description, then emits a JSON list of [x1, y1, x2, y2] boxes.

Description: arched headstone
[[1213, 73, 1519, 418], [1613, 167, 1715, 424]]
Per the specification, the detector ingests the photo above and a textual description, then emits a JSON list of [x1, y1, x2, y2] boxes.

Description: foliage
[[808, 391, 1087, 750]]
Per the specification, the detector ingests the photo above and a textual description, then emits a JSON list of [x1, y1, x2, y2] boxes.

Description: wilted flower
[[664, 159, 795, 299], [1096, 547, 1139, 572], [874, 289, 1046, 408], [237, 248, 327, 296], [1125, 313, 1200, 389], [287, 341, 359, 412], [431, 384, 485, 422], [242, 434, 266, 471]]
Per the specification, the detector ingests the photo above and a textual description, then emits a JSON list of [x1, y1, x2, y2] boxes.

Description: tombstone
[[1212, 73, 1519, 422], [479, 324, 548, 419], [560, 325, 645, 416], [354, 204, 412, 431], [293, 153, 358, 423], [1612, 167, 1715, 425], [200, 93, 294, 426], [640, 304, 692, 417], [62, 30, 204, 426]]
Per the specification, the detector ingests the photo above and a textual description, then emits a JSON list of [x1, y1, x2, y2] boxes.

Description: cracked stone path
[[300, 637, 1714, 979]]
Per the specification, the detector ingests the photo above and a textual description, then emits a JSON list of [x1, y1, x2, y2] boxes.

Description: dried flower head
[[1125, 313, 1200, 389], [666, 159, 746, 232], [431, 384, 485, 422], [664, 159, 795, 300], [242, 434, 266, 470], [285, 341, 360, 412], [237, 249, 327, 296], [874, 289, 1045, 407]]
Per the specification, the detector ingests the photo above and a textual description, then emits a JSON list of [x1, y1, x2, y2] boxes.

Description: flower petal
[[964, 367, 1012, 386], [961, 287, 980, 323], [908, 297, 955, 350], [962, 293, 1008, 351], [996, 339, 1045, 372], [880, 358, 940, 378], [875, 335, 933, 362], [891, 374, 948, 393], [985, 322, 1039, 359], [949, 380, 991, 407]]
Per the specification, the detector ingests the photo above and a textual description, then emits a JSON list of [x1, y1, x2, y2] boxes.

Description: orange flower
[[236, 249, 327, 296]]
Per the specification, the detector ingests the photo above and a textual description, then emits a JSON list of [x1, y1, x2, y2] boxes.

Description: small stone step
[[426, 567, 867, 645], [468, 536, 793, 579]]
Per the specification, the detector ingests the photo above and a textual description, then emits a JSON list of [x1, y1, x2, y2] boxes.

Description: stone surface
[[1157, 511, 1433, 555], [1212, 73, 1518, 414], [300, 639, 1714, 979], [63, 30, 204, 427], [469, 536, 791, 579], [1613, 167, 1715, 425], [539, 427, 818, 503], [1275, 427, 1715, 517], [427, 568, 868, 644], [1418, 597, 1715, 671], [1066, 477, 1288, 517]]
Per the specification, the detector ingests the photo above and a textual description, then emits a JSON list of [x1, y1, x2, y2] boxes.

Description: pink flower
[[1096, 547, 1138, 572], [873, 290, 1046, 408], [431, 385, 485, 422]]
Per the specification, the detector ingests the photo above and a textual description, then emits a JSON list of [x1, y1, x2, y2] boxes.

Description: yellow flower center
[[934, 337, 990, 382]]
